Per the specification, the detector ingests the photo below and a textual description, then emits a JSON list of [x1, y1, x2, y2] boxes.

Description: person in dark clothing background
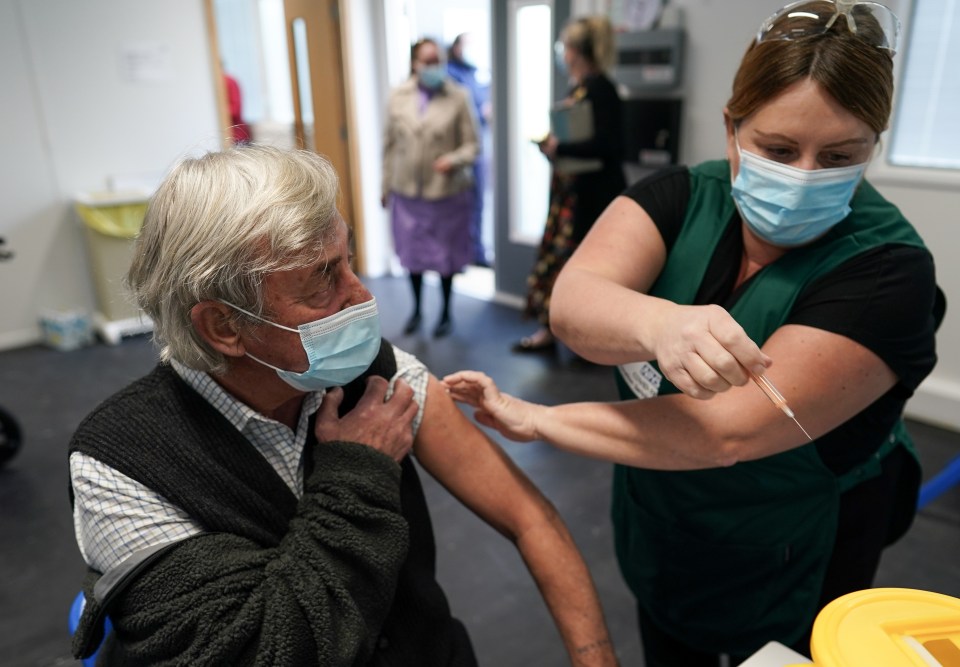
[[515, 15, 625, 353]]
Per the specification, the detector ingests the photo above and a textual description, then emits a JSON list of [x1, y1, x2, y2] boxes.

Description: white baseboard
[[905, 375, 960, 433], [0, 327, 42, 352], [492, 291, 525, 309]]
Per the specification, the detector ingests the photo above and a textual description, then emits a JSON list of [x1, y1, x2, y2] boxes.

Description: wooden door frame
[[203, 0, 233, 150], [202, 0, 367, 273]]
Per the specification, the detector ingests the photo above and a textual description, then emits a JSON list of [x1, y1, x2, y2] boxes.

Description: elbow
[[712, 448, 741, 468], [549, 310, 572, 342], [549, 310, 580, 351], [695, 445, 740, 470], [547, 277, 575, 339], [692, 427, 755, 469], [707, 430, 769, 469]]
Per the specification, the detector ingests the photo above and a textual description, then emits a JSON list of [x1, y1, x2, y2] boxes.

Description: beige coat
[[382, 77, 479, 201]]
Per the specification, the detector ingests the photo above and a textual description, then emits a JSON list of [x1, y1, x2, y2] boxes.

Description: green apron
[[612, 160, 925, 653]]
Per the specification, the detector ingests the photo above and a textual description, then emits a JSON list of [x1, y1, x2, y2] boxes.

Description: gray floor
[[1, 274, 958, 666]]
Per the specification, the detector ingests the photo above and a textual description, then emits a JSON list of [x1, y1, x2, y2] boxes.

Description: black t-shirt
[[555, 73, 627, 242], [623, 166, 944, 474]]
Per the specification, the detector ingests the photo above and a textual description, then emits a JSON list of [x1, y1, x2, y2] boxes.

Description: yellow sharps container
[[806, 588, 960, 666]]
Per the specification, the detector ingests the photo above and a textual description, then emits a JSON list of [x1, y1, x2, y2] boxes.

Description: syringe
[[751, 373, 813, 442]]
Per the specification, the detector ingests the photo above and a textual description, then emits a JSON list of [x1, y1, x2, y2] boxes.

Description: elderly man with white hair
[[68, 145, 618, 667]]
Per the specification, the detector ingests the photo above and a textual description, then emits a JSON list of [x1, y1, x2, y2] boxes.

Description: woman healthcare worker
[[444, 2, 946, 665]]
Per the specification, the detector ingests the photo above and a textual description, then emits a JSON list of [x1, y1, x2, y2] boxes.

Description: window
[[888, 0, 960, 170], [508, 1, 553, 243]]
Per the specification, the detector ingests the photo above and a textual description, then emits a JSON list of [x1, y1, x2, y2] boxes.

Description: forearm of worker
[[529, 326, 897, 468], [550, 196, 669, 364], [551, 273, 676, 366], [414, 377, 617, 665], [527, 395, 739, 469]]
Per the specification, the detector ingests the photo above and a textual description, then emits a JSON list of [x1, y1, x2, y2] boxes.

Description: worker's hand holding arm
[[445, 317, 900, 470]]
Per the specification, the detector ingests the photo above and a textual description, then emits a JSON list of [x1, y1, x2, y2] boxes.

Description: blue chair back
[[69, 591, 111, 667]]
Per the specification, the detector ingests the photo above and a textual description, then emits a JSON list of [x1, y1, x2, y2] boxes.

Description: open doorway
[[208, 0, 365, 270], [381, 0, 496, 302], [210, 0, 295, 149]]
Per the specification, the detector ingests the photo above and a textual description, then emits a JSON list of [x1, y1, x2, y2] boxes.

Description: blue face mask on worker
[[418, 65, 445, 90], [731, 134, 868, 247], [222, 297, 381, 392]]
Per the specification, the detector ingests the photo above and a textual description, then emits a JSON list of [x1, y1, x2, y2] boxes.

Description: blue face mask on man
[[731, 137, 868, 247], [223, 297, 381, 392]]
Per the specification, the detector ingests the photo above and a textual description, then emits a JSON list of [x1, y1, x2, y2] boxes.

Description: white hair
[[127, 144, 341, 373]]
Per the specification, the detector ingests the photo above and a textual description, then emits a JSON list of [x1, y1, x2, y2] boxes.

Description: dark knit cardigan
[[70, 341, 477, 666]]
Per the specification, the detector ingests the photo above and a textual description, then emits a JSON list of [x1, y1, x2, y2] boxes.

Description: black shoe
[[403, 313, 421, 335], [433, 317, 453, 338]]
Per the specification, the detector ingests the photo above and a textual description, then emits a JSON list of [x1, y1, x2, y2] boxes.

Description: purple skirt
[[390, 190, 474, 275]]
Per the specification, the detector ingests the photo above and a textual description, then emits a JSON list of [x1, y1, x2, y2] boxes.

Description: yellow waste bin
[[808, 588, 960, 667], [74, 190, 153, 344], [743, 588, 960, 666]]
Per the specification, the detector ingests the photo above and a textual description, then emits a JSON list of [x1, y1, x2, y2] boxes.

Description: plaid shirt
[[70, 345, 429, 574]]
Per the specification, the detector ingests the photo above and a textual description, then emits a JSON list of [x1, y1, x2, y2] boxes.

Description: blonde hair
[[563, 15, 616, 72], [127, 144, 341, 373]]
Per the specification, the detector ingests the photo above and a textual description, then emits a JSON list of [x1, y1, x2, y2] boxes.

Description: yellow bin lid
[[811, 588, 960, 666]]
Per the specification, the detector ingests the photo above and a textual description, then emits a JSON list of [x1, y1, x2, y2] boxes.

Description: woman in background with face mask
[[445, 2, 946, 664], [382, 37, 480, 339]]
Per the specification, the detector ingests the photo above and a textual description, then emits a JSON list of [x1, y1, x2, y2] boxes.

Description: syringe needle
[[791, 416, 813, 442], [750, 373, 814, 442]]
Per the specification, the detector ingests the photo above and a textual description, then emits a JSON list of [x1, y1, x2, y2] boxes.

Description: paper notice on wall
[[118, 42, 174, 83]]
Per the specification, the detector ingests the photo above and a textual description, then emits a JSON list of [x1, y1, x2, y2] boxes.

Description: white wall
[[343, 0, 394, 277], [0, 0, 220, 348], [0, 1, 68, 349]]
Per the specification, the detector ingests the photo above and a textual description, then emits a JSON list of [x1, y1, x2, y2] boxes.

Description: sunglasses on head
[[757, 0, 901, 55]]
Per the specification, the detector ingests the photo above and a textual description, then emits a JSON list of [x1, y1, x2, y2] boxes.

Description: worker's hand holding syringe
[[644, 302, 814, 440]]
